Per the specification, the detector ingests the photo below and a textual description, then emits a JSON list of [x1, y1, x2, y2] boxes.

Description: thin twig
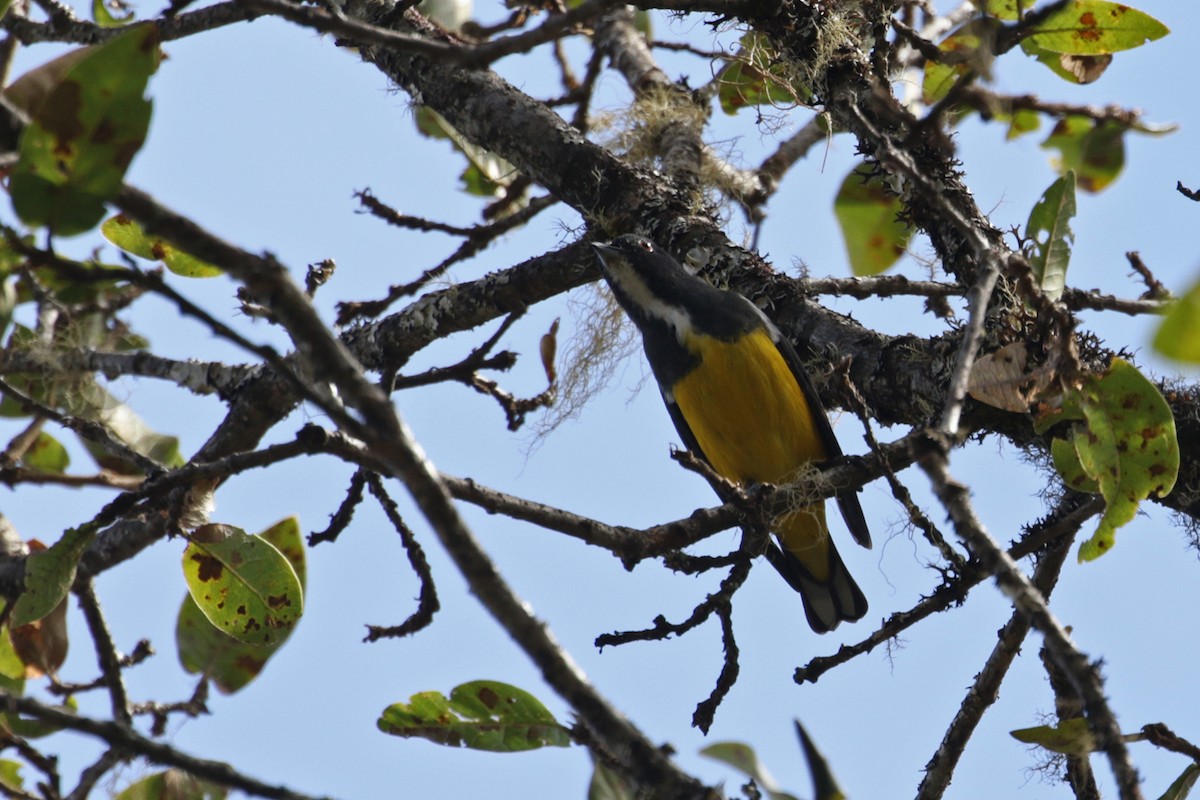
[[363, 473, 440, 640], [915, 533, 1074, 800], [0, 690, 343, 800], [916, 433, 1142, 800]]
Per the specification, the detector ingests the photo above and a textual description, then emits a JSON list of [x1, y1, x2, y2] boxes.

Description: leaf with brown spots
[[1023, 1, 1168, 56], [833, 163, 911, 277], [922, 17, 1002, 104], [101, 214, 223, 278], [377, 680, 571, 752], [9, 594, 68, 679], [177, 518, 305, 693], [8, 24, 160, 236], [1041, 359, 1179, 562], [1040, 115, 1125, 194], [181, 523, 303, 647]]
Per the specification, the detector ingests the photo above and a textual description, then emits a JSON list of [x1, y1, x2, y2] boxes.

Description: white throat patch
[[606, 258, 695, 344]]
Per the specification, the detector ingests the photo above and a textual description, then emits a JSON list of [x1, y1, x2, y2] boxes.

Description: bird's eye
[[637, 239, 653, 252]]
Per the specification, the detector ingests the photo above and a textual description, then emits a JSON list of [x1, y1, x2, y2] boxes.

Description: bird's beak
[[590, 241, 619, 260], [592, 241, 620, 270]]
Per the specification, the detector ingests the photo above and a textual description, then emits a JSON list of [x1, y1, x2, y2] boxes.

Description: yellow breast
[[671, 327, 833, 575], [672, 327, 826, 485]]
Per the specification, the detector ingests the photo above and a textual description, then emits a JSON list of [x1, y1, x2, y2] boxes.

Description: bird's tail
[[766, 505, 868, 633]]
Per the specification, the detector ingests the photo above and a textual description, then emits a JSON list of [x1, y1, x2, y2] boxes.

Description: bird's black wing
[[660, 387, 707, 467]]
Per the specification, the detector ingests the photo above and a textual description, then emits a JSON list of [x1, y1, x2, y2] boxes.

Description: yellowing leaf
[[0, 760, 22, 794], [1011, 717, 1094, 755], [1005, 108, 1041, 140], [0, 624, 26, 681], [101, 215, 223, 278], [20, 432, 69, 473]]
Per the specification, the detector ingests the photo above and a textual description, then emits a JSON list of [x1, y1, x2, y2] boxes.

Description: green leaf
[[177, 518, 305, 693], [1011, 717, 1094, 755], [21, 431, 70, 473], [1005, 107, 1041, 140], [182, 524, 303, 646], [101, 214, 223, 277], [982, 0, 1028, 21], [1063, 359, 1179, 561], [459, 162, 503, 198], [92, 0, 135, 27], [922, 19, 1000, 104], [716, 32, 799, 115], [11, 527, 94, 626], [1051, 436, 1099, 493], [114, 769, 227, 800], [0, 760, 22, 793], [9, 25, 159, 236], [0, 624, 26, 681], [1154, 277, 1200, 363], [1158, 763, 1200, 800], [377, 680, 571, 752], [701, 741, 801, 800], [1041, 116, 1125, 193], [1023, 1, 1169, 55], [258, 517, 306, 589], [1024, 171, 1076, 302], [833, 163, 910, 276]]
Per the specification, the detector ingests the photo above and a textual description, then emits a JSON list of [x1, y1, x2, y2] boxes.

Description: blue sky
[[5, 1, 1200, 797]]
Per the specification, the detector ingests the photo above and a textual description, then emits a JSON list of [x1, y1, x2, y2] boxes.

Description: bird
[[592, 233, 870, 633]]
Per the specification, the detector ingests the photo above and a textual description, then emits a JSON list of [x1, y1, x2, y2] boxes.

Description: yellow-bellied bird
[[592, 234, 870, 633]]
